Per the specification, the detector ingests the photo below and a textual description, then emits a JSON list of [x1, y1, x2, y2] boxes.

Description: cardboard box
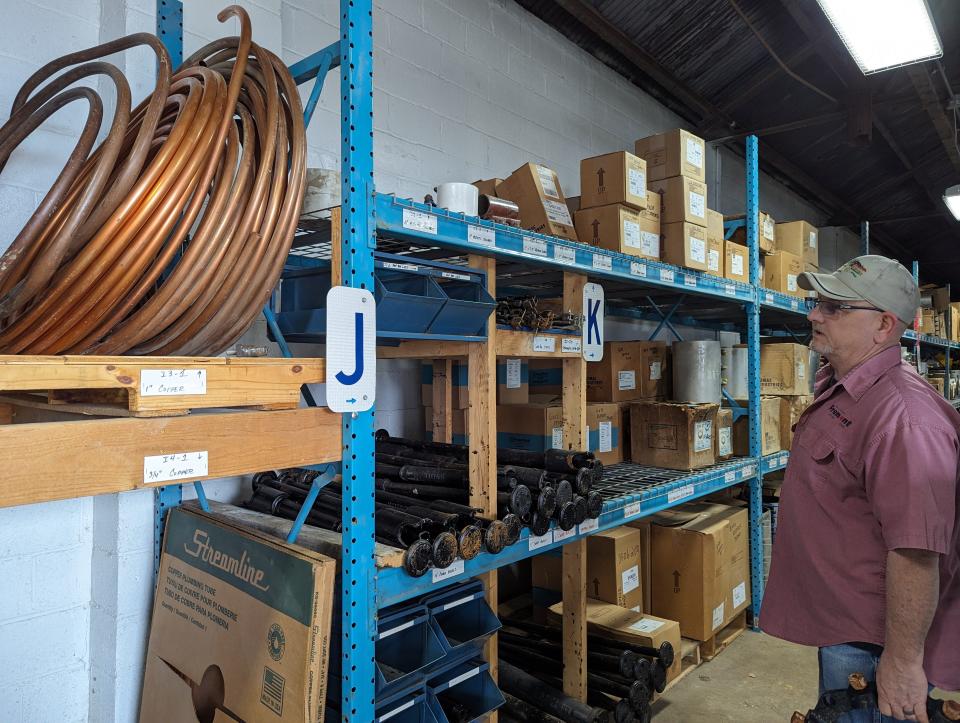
[[921, 308, 936, 335], [950, 302, 960, 341], [630, 401, 718, 470], [547, 600, 683, 682], [662, 221, 708, 272], [618, 402, 633, 463], [627, 520, 653, 613], [648, 176, 708, 226], [649, 502, 750, 640], [472, 178, 504, 197], [716, 407, 733, 460], [574, 203, 659, 260], [421, 361, 469, 409], [776, 220, 819, 266], [587, 341, 668, 402], [498, 358, 529, 405], [641, 190, 661, 224], [497, 162, 578, 241], [728, 211, 776, 253], [587, 401, 623, 465], [496, 400, 564, 453], [634, 128, 706, 182], [761, 343, 811, 395], [140, 505, 335, 723], [780, 394, 813, 449], [732, 396, 781, 456], [534, 527, 643, 609], [529, 359, 562, 397], [763, 250, 804, 297], [579, 151, 648, 211], [724, 240, 749, 284], [424, 405, 468, 445], [705, 209, 724, 276]]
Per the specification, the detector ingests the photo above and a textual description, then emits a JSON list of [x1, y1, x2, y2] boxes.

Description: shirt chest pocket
[[792, 427, 859, 497]]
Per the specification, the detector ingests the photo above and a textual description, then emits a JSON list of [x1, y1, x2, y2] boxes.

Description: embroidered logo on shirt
[[828, 404, 853, 428]]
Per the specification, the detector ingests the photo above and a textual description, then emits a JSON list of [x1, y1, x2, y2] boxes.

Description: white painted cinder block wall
[[0, 1, 845, 720]]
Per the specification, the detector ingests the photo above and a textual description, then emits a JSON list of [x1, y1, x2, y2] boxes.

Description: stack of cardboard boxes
[[490, 163, 579, 241], [771, 220, 819, 298], [760, 343, 815, 451]]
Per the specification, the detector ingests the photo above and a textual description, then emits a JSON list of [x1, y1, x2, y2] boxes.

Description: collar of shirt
[[815, 345, 902, 403]]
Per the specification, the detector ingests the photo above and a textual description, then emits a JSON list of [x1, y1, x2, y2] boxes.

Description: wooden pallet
[[0, 355, 324, 417], [699, 610, 748, 661]]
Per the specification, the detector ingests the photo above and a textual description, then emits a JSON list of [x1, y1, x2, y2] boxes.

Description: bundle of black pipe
[[497, 660, 614, 723]]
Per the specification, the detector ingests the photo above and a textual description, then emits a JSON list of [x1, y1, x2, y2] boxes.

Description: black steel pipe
[[554, 501, 577, 531], [585, 491, 603, 519], [498, 660, 611, 723], [572, 496, 588, 525]]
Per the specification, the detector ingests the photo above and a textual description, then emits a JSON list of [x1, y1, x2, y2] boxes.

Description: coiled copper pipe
[[0, 5, 306, 355]]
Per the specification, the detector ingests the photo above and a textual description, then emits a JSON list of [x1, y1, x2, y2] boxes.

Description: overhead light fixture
[[945, 185, 960, 221], [814, 0, 942, 75]]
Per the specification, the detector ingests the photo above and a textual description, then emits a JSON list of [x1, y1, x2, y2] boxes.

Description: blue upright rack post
[[339, 1, 378, 720], [745, 135, 765, 626]]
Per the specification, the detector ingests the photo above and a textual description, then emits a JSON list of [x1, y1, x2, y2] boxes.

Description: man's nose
[[807, 305, 823, 323]]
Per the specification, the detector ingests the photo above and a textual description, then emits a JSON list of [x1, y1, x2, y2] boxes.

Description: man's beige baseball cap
[[798, 255, 920, 325]]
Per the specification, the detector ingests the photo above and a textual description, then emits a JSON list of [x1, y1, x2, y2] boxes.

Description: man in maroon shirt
[[762, 255, 960, 723]]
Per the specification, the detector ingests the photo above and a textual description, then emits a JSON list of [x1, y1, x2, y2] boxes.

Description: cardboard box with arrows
[[579, 151, 648, 211]]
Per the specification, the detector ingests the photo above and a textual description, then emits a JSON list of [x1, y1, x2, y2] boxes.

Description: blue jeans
[[818, 644, 912, 723]]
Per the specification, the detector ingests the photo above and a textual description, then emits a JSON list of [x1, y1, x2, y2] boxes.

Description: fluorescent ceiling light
[[945, 185, 960, 221], [814, 0, 942, 74]]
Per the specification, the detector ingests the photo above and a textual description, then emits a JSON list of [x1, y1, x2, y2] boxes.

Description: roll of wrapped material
[[673, 340, 722, 403], [721, 344, 749, 400]]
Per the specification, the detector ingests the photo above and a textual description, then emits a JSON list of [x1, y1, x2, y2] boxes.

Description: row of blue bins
[[276, 252, 496, 341]]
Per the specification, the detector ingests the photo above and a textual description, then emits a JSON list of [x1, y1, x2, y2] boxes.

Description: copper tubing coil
[[0, 5, 305, 355]]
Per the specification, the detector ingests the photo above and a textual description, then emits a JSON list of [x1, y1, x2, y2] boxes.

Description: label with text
[[624, 501, 642, 518], [141, 369, 207, 397], [684, 274, 697, 288], [447, 666, 481, 689], [552, 427, 564, 449], [660, 268, 675, 283], [402, 209, 438, 235], [732, 581, 747, 608], [431, 559, 465, 583], [505, 359, 522, 389], [592, 253, 612, 271], [667, 484, 695, 504], [523, 236, 548, 257], [561, 337, 582, 353], [712, 602, 726, 630], [554, 245, 576, 265], [383, 261, 419, 271], [144, 451, 209, 484], [533, 335, 556, 353], [621, 565, 640, 594], [599, 421, 612, 453], [554, 526, 577, 543], [724, 470, 737, 483], [618, 370, 637, 390], [725, 284, 736, 296], [630, 262, 647, 277], [630, 617, 665, 634], [467, 224, 495, 247], [528, 531, 554, 551], [579, 517, 599, 534]]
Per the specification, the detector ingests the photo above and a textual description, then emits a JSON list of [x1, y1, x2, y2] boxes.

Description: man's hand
[[876, 650, 929, 723]]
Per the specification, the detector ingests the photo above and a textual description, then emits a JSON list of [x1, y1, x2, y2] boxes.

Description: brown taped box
[[574, 203, 659, 261], [634, 128, 706, 182], [587, 341, 668, 402], [472, 178, 504, 197], [662, 221, 709, 272], [649, 502, 751, 640], [618, 402, 633, 462], [588, 401, 624, 465], [728, 211, 776, 253], [140, 504, 335, 723], [529, 359, 562, 397], [496, 399, 563, 452], [716, 407, 733, 460], [776, 220, 819, 266], [705, 209, 724, 276], [732, 396, 782, 456], [641, 189, 661, 224], [761, 343, 811, 395], [648, 176, 708, 226], [626, 519, 653, 613], [724, 240, 749, 284], [547, 599, 683, 682], [533, 527, 643, 609], [780, 394, 813, 449], [497, 162, 578, 241], [579, 151, 648, 211], [498, 358, 529, 405], [763, 250, 804, 297], [630, 401, 718, 471]]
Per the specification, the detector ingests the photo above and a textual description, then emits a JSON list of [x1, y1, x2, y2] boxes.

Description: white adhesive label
[[628, 168, 646, 197], [689, 191, 706, 219], [624, 501, 642, 518], [630, 617, 666, 634], [579, 517, 599, 534], [684, 274, 697, 288], [623, 220, 641, 250], [552, 427, 564, 449], [431, 559, 465, 583], [725, 284, 736, 296], [505, 359, 522, 389], [537, 165, 561, 199], [694, 420, 712, 452], [732, 254, 744, 277], [724, 470, 737, 483], [719, 428, 732, 456], [441, 594, 475, 612], [641, 231, 660, 257], [622, 565, 640, 594], [732, 581, 747, 608], [599, 421, 612, 453], [787, 274, 798, 292], [528, 531, 554, 551], [764, 292, 774, 304], [402, 209, 438, 234], [383, 261, 419, 271], [618, 370, 637, 390], [763, 216, 775, 241], [631, 262, 647, 277], [631, 606, 641, 613], [585, 426, 590, 451], [791, 299, 799, 310], [441, 271, 470, 281], [523, 236, 548, 256], [667, 484, 695, 504], [468, 224, 495, 247], [708, 248, 721, 273], [686, 138, 704, 168], [649, 361, 662, 381], [796, 361, 805, 379], [562, 337, 582, 354], [660, 268, 675, 283], [809, 231, 817, 249], [447, 666, 481, 689], [690, 236, 707, 264], [712, 602, 725, 630], [141, 369, 206, 397], [380, 699, 416, 722], [144, 451, 208, 484], [545, 199, 572, 225], [592, 253, 612, 271], [554, 526, 576, 542], [378, 618, 416, 640], [743, 464, 756, 478], [533, 335, 556, 353], [555, 245, 576, 265]]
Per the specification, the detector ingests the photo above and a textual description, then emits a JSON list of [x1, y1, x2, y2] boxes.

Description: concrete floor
[[651, 631, 819, 722]]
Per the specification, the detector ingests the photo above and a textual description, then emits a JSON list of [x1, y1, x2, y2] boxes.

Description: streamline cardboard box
[[724, 240, 749, 284], [763, 250, 803, 297], [587, 401, 623, 465], [533, 527, 643, 610], [648, 176, 707, 226], [587, 341, 668, 402], [498, 358, 529, 405], [733, 396, 781, 456], [728, 211, 776, 253], [662, 221, 708, 272], [574, 204, 658, 261], [705, 209, 724, 276], [630, 401, 718, 470], [626, 519, 653, 612], [424, 406, 468, 445], [547, 600, 683, 683], [497, 400, 564, 452], [716, 407, 733, 460], [761, 343, 811, 396], [529, 359, 562, 396], [649, 502, 750, 640], [780, 394, 813, 449], [140, 504, 335, 723], [776, 220, 819, 266], [497, 163, 578, 241], [579, 151, 648, 211], [634, 128, 706, 183], [641, 190, 661, 224]]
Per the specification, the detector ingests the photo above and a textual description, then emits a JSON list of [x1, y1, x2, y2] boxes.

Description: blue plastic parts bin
[[427, 278, 496, 336], [375, 604, 446, 695], [375, 271, 447, 333], [376, 689, 441, 723], [426, 659, 505, 722], [421, 580, 500, 656]]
